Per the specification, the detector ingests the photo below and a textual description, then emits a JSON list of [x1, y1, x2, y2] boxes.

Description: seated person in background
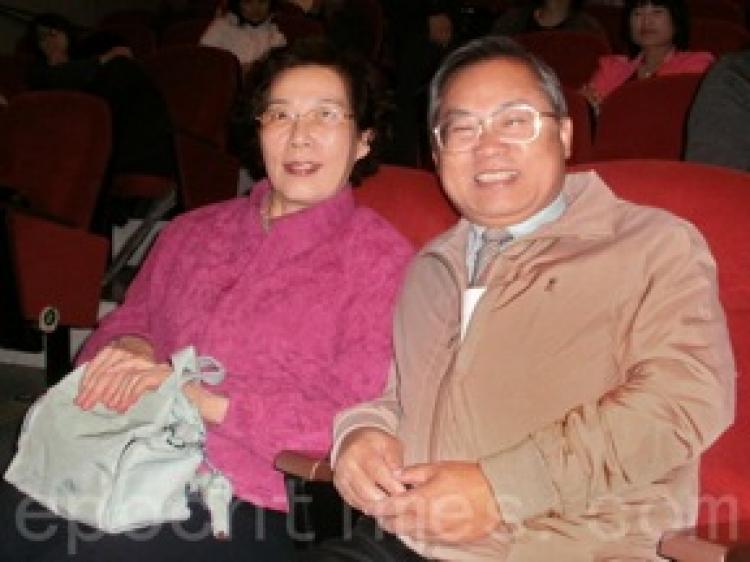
[[581, 0, 713, 109], [492, 0, 606, 37], [303, 35, 735, 561], [685, 49, 750, 172], [200, 0, 286, 73], [0, 38, 413, 562], [26, 13, 175, 180]]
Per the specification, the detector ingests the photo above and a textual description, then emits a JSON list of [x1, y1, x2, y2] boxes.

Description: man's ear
[[559, 116, 573, 160]]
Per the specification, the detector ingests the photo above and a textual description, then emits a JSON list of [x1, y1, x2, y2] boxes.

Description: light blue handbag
[[4, 346, 233, 536]]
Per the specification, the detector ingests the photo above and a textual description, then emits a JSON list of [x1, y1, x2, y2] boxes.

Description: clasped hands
[[334, 428, 503, 544]]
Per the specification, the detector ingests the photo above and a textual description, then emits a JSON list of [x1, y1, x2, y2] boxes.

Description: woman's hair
[[622, 0, 691, 55], [532, 0, 585, 13], [428, 35, 568, 133], [232, 37, 391, 186], [27, 13, 79, 61], [227, 0, 277, 25]]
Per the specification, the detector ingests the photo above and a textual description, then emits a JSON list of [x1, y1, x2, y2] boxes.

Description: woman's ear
[[356, 129, 373, 161]]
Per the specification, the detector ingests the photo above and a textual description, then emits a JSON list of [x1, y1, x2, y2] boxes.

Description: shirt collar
[[468, 190, 567, 248]]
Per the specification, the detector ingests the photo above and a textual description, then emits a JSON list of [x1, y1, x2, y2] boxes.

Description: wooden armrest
[[274, 450, 333, 482], [659, 529, 730, 562], [658, 529, 750, 562]]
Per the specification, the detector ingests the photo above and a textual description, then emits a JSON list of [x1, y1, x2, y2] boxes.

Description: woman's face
[[259, 64, 371, 218], [36, 25, 69, 62], [239, 0, 271, 24], [630, 3, 675, 50]]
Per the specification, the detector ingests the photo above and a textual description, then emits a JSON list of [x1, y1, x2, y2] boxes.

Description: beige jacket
[[333, 172, 736, 561]]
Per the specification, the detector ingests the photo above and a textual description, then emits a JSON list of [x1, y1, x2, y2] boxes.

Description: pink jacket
[[587, 50, 714, 101], [79, 179, 413, 511]]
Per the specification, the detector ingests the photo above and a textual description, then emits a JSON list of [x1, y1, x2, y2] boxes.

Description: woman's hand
[[98, 46, 133, 64], [76, 336, 170, 412]]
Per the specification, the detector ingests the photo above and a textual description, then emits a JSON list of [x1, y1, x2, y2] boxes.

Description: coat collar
[[420, 171, 619, 280], [243, 177, 356, 260]]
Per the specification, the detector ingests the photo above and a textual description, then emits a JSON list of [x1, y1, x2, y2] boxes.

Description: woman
[[0, 38, 412, 561], [200, 0, 286, 72], [581, 0, 714, 108], [492, 0, 606, 37], [26, 13, 175, 180]]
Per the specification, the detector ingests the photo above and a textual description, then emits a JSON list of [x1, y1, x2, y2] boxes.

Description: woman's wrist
[[183, 381, 229, 425], [111, 335, 155, 360]]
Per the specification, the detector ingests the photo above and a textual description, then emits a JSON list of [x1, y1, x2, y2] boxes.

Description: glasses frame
[[432, 102, 559, 153], [256, 106, 356, 132]]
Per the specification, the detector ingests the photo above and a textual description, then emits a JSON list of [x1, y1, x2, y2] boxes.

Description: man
[[305, 36, 735, 561], [685, 49, 750, 172]]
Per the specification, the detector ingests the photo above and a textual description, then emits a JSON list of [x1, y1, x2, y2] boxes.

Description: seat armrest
[[657, 528, 750, 562], [274, 450, 333, 482]]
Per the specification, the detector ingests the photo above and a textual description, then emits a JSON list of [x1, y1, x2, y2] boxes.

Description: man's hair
[[428, 35, 568, 132]]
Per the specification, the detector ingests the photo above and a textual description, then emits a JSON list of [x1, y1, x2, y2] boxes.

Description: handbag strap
[[169, 346, 225, 387]]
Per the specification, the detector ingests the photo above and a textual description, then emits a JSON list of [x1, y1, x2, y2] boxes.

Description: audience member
[[26, 13, 175, 180], [492, 0, 606, 37], [0, 38, 412, 562], [685, 49, 750, 172], [581, 0, 713, 109], [302, 35, 735, 561], [200, 0, 286, 73]]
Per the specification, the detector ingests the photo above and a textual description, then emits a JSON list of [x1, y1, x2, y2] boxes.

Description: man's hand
[[370, 461, 502, 544], [76, 336, 169, 412], [333, 428, 406, 513]]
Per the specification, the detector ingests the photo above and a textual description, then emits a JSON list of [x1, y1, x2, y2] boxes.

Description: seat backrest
[[354, 165, 458, 248], [563, 85, 593, 165], [585, 4, 628, 54], [690, 18, 750, 58], [571, 159, 750, 539], [274, 11, 325, 44], [160, 18, 213, 48], [593, 73, 705, 161], [98, 22, 158, 58], [0, 53, 31, 100], [514, 30, 612, 89], [142, 45, 240, 148], [687, 0, 745, 23], [0, 91, 111, 229], [98, 9, 157, 28]]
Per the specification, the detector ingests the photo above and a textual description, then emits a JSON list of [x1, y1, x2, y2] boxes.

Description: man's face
[[433, 58, 572, 228]]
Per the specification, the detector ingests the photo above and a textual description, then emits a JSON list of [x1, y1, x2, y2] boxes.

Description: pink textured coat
[[587, 50, 714, 101], [79, 179, 413, 511]]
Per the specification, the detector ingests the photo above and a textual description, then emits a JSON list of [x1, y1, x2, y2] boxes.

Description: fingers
[[395, 463, 436, 486], [333, 429, 406, 512], [76, 343, 167, 411]]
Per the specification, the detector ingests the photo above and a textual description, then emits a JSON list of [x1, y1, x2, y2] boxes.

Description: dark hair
[[532, 0, 585, 13], [227, 0, 277, 25], [428, 35, 567, 134], [232, 37, 390, 186], [28, 13, 80, 61], [622, 0, 690, 56]]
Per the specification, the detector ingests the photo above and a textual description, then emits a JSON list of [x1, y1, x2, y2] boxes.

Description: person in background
[[492, 0, 606, 37], [302, 35, 734, 561], [685, 49, 750, 172], [0, 37, 412, 562], [581, 0, 713, 109], [26, 13, 175, 183], [200, 0, 286, 74]]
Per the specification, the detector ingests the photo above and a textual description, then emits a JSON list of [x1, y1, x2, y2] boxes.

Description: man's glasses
[[433, 103, 559, 152], [257, 105, 355, 131]]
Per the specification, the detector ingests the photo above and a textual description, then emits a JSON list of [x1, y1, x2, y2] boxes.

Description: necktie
[[471, 228, 512, 286]]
